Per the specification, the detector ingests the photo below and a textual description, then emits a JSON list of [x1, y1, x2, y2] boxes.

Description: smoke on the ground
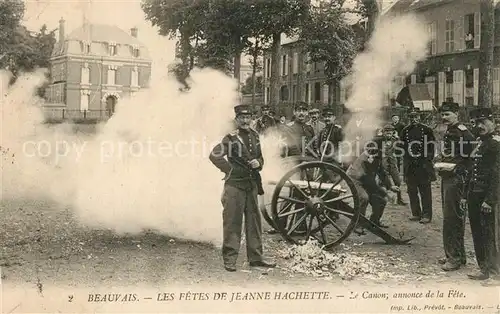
[[341, 13, 429, 161], [0, 43, 247, 247]]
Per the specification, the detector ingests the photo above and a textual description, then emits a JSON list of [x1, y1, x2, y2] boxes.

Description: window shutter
[[453, 70, 464, 105], [340, 81, 346, 103], [474, 12, 481, 48], [307, 83, 312, 104], [473, 68, 479, 106], [284, 55, 288, 76], [293, 52, 298, 74], [493, 68, 500, 106], [411, 74, 417, 84], [322, 84, 329, 104], [438, 72, 445, 106], [455, 17, 463, 51]]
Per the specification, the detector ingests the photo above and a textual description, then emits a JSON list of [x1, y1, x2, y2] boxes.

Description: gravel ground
[[1, 181, 498, 289]]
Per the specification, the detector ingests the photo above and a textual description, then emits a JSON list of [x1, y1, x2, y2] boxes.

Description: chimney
[[130, 27, 138, 38], [59, 18, 65, 43]]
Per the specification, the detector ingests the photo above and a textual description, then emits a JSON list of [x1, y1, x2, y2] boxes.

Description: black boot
[[397, 191, 407, 205]]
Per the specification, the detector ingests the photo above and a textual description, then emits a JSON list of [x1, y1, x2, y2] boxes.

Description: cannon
[[259, 155, 415, 251]]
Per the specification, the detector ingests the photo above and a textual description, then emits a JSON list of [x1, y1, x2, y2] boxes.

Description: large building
[[386, 0, 500, 109], [261, 0, 499, 115], [44, 19, 152, 121]]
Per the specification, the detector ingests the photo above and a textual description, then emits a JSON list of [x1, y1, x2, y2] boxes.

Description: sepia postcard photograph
[[1, 0, 500, 312]]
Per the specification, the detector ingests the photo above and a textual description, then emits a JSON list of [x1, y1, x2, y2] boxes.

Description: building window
[[292, 52, 298, 74], [133, 48, 140, 58], [292, 84, 297, 101], [474, 12, 481, 48], [305, 53, 311, 73], [427, 22, 437, 55], [107, 65, 117, 85], [109, 43, 117, 56], [131, 66, 139, 87], [314, 82, 321, 102], [81, 63, 90, 84], [281, 54, 288, 76], [80, 90, 90, 112], [445, 71, 453, 100], [464, 69, 474, 106], [280, 85, 289, 101], [265, 58, 271, 78], [264, 87, 270, 104], [305, 83, 310, 104], [493, 68, 500, 106], [452, 70, 464, 106], [445, 20, 455, 53], [464, 14, 475, 49], [81, 41, 91, 54]]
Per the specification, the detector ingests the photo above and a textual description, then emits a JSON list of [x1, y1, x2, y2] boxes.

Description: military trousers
[[221, 184, 263, 267], [440, 175, 466, 266], [406, 174, 432, 220], [467, 192, 499, 275], [354, 180, 387, 224]]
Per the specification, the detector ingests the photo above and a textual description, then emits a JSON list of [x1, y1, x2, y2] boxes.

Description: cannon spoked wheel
[[270, 161, 361, 250]]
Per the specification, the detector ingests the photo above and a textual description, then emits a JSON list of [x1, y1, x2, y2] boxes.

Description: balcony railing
[[43, 108, 114, 123]]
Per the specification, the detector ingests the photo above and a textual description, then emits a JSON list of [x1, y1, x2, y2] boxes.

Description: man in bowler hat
[[400, 107, 437, 224], [463, 107, 500, 280], [435, 101, 476, 271], [209, 104, 276, 272]]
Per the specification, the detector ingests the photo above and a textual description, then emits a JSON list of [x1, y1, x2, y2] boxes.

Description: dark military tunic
[[401, 122, 436, 220], [209, 127, 265, 267], [281, 120, 316, 157], [317, 124, 344, 162], [307, 120, 326, 136], [382, 135, 402, 187], [346, 137, 393, 224], [465, 133, 500, 275], [438, 122, 476, 266]]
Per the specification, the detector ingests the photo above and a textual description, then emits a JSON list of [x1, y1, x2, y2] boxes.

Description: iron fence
[[43, 108, 113, 123]]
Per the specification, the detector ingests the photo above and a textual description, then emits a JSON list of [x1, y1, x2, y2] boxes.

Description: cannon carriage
[[259, 154, 415, 250]]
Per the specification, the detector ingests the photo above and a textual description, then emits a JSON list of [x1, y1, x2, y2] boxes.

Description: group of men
[[209, 101, 500, 281]]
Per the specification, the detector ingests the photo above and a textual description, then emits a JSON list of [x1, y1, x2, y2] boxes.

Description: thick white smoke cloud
[[1, 50, 242, 247], [342, 14, 430, 158]]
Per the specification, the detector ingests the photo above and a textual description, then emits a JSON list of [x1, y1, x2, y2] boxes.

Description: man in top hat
[[400, 107, 437, 224], [381, 123, 406, 205], [307, 108, 326, 135], [435, 101, 476, 271], [317, 107, 344, 163], [462, 107, 500, 280], [255, 105, 277, 134], [282, 102, 316, 157], [209, 104, 276, 272]]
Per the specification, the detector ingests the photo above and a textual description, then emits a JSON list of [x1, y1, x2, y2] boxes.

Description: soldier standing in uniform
[[381, 124, 406, 205], [346, 136, 401, 232], [401, 107, 436, 224], [255, 105, 277, 134], [435, 102, 475, 271], [317, 107, 344, 163], [391, 114, 406, 173], [209, 104, 276, 272], [463, 108, 500, 280], [282, 102, 316, 157]]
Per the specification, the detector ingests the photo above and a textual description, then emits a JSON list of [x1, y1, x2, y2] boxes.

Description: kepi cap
[[383, 123, 395, 131], [294, 102, 308, 111], [261, 105, 270, 111], [470, 107, 494, 120], [322, 107, 335, 116], [408, 107, 421, 115], [439, 101, 460, 113], [234, 104, 252, 116]]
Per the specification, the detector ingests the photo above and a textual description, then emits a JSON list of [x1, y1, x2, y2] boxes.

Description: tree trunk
[[270, 32, 281, 107], [362, 0, 379, 39], [297, 0, 312, 103], [251, 39, 259, 109], [478, 0, 495, 108]]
